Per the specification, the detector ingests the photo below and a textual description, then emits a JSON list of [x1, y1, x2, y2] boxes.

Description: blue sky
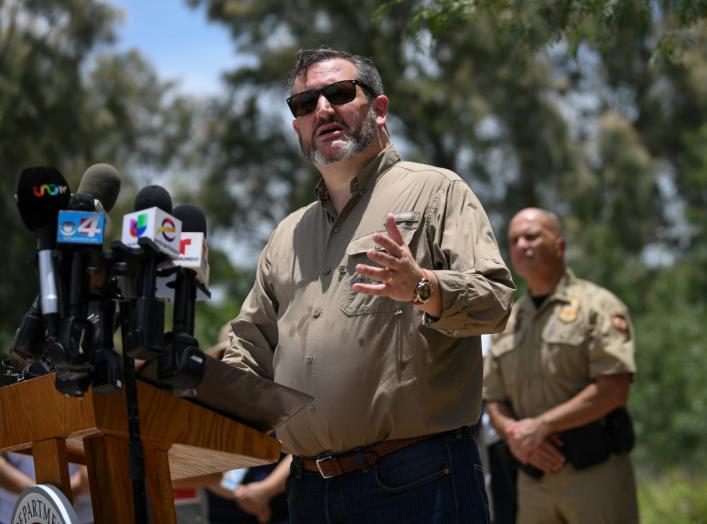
[[107, 0, 234, 96]]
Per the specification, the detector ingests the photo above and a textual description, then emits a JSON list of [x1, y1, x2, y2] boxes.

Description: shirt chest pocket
[[491, 334, 526, 392], [541, 319, 590, 379], [340, 223, 418, 317]]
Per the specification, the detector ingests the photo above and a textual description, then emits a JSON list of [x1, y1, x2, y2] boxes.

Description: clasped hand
[[506, 417, 565, 473]]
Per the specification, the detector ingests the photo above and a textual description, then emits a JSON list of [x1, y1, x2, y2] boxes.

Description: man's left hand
[[353, 213, 424, 303]]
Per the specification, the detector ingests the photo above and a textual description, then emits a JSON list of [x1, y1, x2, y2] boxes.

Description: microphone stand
[[119, 301, 149, 524], [111, 239, 162, 524]]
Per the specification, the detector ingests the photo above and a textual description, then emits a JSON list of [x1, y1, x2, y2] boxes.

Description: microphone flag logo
[[121, 208, 181, 257], [32, 184, 69, 197], [158, 217, 177, 242], [57, 210, 104, 245], [179, 237, 192, 255], [130, 214, 149, 238]]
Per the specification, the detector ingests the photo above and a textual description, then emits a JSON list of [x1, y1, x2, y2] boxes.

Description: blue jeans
[[287, 427, 490, 524]]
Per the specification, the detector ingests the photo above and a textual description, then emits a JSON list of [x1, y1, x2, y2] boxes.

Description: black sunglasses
[[287, 79, 377, 118]]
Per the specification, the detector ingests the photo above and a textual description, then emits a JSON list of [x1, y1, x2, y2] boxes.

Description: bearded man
[[222, 47, 515, 524]]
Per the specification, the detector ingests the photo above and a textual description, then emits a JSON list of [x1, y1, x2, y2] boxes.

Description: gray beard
[[302, 109, 377, 165]]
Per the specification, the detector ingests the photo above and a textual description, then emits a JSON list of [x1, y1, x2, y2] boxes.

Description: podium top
[[137, 356, 313, 433], [0, 372, 286, 478]]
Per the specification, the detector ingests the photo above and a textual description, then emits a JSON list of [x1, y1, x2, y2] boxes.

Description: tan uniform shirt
[[483, 269, 636, 419], [223, 145, 515, 457]]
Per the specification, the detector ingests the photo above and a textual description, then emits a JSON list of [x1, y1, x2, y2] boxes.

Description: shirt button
[[323, 267, 331, 276], [313, 310, 321, 318], [333, 225, 341, 233], [309, 405, 316, 413], [305, 355, 313, 363]]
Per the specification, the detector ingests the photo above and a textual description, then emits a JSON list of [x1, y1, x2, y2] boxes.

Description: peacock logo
[[130, 214, 149, 238], [32, 184, 69, 197]]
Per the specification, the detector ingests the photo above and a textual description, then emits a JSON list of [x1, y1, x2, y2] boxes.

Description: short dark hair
[[287, 47, 384, 98]]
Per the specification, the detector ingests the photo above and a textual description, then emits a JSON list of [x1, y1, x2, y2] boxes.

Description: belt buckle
[[315, 456, 335, 479]]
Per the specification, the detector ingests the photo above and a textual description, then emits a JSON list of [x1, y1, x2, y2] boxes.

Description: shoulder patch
[[611, 312, 630, 334]]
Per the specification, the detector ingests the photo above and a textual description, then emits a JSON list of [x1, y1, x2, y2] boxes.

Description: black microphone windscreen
[[77, 163, 122, 212], [68, 193, 96, 211], [173, 204, 207, 236], [134, 185, 172, 213], [15, 166, 71, 232]]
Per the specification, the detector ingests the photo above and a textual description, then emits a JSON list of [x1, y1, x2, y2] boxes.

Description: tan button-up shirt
[[483, 269, 636, 420], [223, 145, 515, 457]]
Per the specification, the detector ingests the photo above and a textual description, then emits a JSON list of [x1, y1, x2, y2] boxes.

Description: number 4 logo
[[78, 216, 100, 237]]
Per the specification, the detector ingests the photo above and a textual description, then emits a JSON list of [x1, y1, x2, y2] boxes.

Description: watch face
[[416, 279, 432, 302]]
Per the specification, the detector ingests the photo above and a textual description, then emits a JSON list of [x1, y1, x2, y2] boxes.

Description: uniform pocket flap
[[542, 325, 586, 346], [345, 224, 418, 256]]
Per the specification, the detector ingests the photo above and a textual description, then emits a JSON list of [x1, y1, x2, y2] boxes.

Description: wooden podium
[[0, 373, 281, 523]]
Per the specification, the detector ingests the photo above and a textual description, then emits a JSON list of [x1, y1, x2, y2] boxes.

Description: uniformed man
[[483, 207, 639, 524], [222, 47, 515, 523]]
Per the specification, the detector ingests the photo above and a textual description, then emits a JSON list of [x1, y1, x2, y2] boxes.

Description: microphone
[[73, 164, 124, 394], [158, 204, 208, 394], [116, 185, 181, 360], [52, 166, 122, 396], [15, 167, 71, 336], [10, 295, 48, 361], [57, 197, 106, 246], [77, 163, 122, 212], [155, 204, 211, 301], [56, 162, 122, 247], [168, 204, 209, 335], [173, 204, 210, 288], [120, 185, 182, 258], [135, 184, 172, 213]]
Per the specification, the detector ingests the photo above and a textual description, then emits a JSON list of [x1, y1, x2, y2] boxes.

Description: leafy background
[[2, 1, 707, 520]]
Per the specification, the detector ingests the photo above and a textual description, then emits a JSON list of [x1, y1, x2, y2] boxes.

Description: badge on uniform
[[557, 298, 580, 323]]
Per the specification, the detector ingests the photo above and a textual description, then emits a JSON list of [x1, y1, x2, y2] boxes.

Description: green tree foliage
[[188, 0, 707, 472], [0, 0, 195, 350]]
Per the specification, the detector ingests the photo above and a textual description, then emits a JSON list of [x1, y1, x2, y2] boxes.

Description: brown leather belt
[[296, 434, 432, 479]]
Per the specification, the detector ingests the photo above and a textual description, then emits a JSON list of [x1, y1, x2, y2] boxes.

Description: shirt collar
[[549, 268, 577, 303], [313, 145, 401, 204], [519, 268, 577, 312]]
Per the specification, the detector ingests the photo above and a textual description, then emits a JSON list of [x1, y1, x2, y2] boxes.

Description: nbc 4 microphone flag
[[57, 210, 105, 245]]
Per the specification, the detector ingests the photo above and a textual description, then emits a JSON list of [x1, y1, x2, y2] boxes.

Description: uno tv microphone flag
[[14, 166, 71, 338]]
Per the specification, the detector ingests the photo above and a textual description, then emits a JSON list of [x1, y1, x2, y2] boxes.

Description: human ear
[[372, 95, 389, 127]]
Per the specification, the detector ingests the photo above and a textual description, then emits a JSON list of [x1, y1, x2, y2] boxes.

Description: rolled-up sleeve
[[424, 180, 515, 336], [221, 236, 279, 379]]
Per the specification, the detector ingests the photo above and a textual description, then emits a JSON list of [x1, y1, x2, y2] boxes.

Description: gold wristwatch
[[410, 271, 433, 305]]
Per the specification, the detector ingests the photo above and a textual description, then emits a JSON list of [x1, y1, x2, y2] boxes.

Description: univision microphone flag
[[121, 208, 182, 258]]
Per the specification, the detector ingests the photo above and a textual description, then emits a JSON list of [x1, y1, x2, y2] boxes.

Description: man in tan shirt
[[483, 208, 639, 524], [222, 47, 515, 523]]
